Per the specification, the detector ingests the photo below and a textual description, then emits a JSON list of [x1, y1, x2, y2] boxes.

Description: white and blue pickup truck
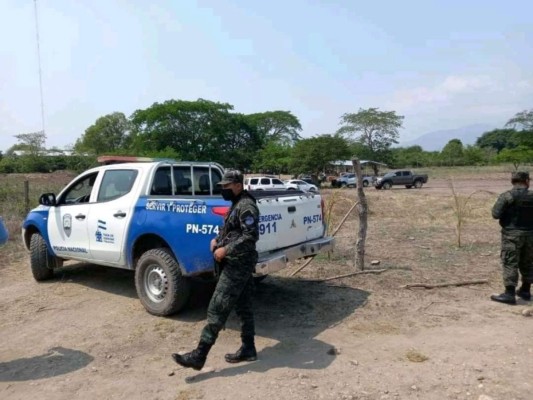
[[22, 158, 334, 316]]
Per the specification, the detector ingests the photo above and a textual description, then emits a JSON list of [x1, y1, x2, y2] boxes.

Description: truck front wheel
[[30, 233, 57, 281], [414, 180, 423, 189], [382, 181, 392, 190], [135, 248, 191, 316]]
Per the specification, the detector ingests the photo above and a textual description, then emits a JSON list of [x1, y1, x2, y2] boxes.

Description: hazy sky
[[1, 0, 532, 152]]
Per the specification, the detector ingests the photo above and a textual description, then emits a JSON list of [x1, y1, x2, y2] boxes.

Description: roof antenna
[[34, 0, 45, 135]]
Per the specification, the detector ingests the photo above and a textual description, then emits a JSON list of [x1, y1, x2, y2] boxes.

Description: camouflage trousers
[[500, 233, 533, 287], [200, 257, 255, 345]]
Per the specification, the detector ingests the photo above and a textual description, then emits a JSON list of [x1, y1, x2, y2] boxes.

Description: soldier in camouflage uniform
[[172, 170, 260, 370], [491, 171, 533, 304]]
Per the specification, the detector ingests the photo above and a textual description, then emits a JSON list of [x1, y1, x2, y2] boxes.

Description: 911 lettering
[[259, 222, 277, 235], [185, 224, 220, 234], [303, 214, 322, 225]]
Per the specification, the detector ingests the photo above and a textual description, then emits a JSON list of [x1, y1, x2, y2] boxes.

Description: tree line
[[2, 99, 532, 175]]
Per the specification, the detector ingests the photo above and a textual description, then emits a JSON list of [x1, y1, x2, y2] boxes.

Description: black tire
[[135, 248, 191, 316], [414, 180, 423, 189], [363, 181, 369, 187], [341, 182, 347, 188], [382, 181, 392, 190], [405, 185, 412, 189], [30, 233, 56, 281]]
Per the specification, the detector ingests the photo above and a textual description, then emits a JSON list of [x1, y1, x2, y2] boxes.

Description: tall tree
[[253, 142, 291, 174], [245, 111, 302, 145], [337, 107, 404, 174], [506, 109, 533, 131], [289, 134, 351, 175], [476, 129, 518, 153], [75, 112, 131, 155], [440, 139, 465, 166], [130, 99, 262, 170], [12, 130, 46, 156]]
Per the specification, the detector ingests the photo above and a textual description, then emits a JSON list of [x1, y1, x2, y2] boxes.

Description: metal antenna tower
[[34, 0, 45, 134]]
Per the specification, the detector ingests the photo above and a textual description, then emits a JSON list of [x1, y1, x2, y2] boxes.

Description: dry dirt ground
[[0, 176, 532, 400]]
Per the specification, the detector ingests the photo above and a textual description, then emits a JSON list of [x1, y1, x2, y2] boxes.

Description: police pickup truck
[[22, 158, 334, 316]]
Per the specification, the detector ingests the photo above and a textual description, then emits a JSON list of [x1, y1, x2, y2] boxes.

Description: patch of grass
[[406, 349, 429, 363]]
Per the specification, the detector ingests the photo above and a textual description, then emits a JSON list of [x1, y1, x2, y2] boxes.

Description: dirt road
[[1, 177, 531, 400]]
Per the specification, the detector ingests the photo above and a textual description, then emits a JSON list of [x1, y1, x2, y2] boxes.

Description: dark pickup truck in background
[[374, 170, 429, 190]]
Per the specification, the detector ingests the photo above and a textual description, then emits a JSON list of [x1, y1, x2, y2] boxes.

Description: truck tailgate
[[253, 192, 324, 253]]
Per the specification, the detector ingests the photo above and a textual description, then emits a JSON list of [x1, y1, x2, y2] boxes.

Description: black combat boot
[[517, 283, 531, 301], [171, 341, 212, 370], [490, 286, 517, 305], [225, 337, 257, 363]]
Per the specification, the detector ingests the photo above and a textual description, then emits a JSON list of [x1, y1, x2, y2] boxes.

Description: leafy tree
[[245, 111, 302, 145], [496, 146, 533, 170], [440, 139, 465, 166], [463, 145, 490, 165], [506, 109, 533, 131], [289, 134, 351, 175], [391, 145, 427, 168], [12, 130, 46, 156], [130, 99, 262, 170], [337, 107, 404, 174], [253, 142, 291, 174], [476, 129, 518, 153], [75, 112, 131, 155]]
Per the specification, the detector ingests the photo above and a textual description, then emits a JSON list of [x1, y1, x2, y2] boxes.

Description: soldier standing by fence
[[172, 170, 260, 370], [491, 171, 533, 304]]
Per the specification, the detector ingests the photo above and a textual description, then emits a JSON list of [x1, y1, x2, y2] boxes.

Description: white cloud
[[386, 75, 494, 111]]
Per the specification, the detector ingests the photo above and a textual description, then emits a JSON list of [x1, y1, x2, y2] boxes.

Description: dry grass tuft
[[406, 349, 429, 362]]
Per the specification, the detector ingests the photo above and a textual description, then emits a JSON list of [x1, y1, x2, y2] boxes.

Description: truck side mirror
[[39, 193, 56, 206]]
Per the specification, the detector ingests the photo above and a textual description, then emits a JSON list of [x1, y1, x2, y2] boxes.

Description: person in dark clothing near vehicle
[[172, 170, 260, 370], [491, 171, 533, 304]]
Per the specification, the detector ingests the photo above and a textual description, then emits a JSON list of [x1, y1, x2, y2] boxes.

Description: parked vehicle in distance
[[244, 176, 286, 191], [284, 179, 318, 192], [331, 173, 374, 188], [374, 170, 429, 190]]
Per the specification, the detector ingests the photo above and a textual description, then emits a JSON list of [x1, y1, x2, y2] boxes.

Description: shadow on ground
[[42, 262, 137, 299], [0, 347, 93, 381], [180, 276, 369, 381]]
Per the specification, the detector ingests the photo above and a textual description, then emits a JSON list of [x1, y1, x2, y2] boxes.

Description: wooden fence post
[[24, 180, 30, 214], [352, 159, 368, 271]]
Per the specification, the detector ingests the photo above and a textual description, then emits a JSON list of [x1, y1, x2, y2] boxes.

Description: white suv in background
[[284, 179, 318, 192], [244, 176, 286, 191]]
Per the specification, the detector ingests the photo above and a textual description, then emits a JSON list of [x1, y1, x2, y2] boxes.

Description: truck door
[[88, 169, 139, 264], [47, 171, 99, 260]]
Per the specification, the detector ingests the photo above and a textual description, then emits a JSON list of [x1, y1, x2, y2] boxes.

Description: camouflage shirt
[[215, 191, 260, 257], [492, 186, 533, 233]]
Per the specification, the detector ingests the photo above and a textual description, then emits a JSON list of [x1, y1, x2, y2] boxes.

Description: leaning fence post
[[24, 180, 30, 214]]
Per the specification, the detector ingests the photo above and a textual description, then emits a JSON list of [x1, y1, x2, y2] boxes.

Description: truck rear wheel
[[414, 180, 423, 189], [30, 233, 57, 281], [135, 248, 191, 316]]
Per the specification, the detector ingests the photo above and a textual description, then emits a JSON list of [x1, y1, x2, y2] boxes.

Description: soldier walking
[[491, 171, 533, 304], [172, 170, 260, 370]]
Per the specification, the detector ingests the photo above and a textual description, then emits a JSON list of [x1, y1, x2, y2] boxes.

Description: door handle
[[114, 211, 127, 218], [75, 214, 86, 220]]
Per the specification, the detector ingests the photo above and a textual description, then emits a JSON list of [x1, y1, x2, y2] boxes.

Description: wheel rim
[[415, 181, 422, 188], [144, 264, 169, 303], [384, 183, 391, 189]]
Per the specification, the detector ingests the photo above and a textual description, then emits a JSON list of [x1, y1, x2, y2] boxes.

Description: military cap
[[219, 170, 244, 185], [511, 171, 529, 182]]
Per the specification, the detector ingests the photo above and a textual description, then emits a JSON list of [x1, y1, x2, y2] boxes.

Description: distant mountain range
[[398, 123, 496, 151]]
